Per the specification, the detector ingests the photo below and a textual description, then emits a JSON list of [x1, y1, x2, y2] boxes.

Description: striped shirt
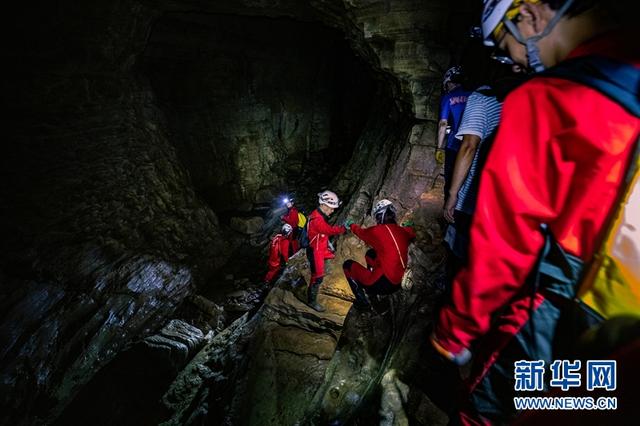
[[454, 89, 503, 214]]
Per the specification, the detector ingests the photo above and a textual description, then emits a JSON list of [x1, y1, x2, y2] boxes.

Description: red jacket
[[307, 209, 346, 260], [282, 207, 299, 229], [435, 32, 640, 355], [350, 223, 416, 285], [267, 234, 291, 268]]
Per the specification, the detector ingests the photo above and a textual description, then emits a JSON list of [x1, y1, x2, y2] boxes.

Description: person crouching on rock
[[306, 190, 347, 312], [264, 223, 294, 285], [343, 200, 415, 308]]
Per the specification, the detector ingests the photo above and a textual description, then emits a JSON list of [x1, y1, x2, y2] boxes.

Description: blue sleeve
[[439, 94, 450, 121]]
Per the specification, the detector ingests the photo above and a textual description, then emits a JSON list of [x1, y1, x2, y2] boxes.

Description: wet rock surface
[[0, 256, 196, 424], [54, 319, 207, 426], [3, 0, 475, 424], [142, 319, 206, 368], [158, 212, 450, 425], [230, 217, 266, 235]]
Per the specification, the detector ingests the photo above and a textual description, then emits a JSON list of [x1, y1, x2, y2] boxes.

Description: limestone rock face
[[1, 256, 195, 424], [54, 318, 208, 426], [230, 216, 266, 235], [159, 251, 352, 425], [4, 0, 475, 424], [143, 319, 206, 368], [143, 12, 375, 210], [299, 244, 448, 425], [2, 2, 228, 423]]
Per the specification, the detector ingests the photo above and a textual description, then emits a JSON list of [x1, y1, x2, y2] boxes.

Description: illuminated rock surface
[[2, 0, 479, 424]]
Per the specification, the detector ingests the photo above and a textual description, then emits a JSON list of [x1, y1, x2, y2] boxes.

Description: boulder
[[230, 216, 264, 234]]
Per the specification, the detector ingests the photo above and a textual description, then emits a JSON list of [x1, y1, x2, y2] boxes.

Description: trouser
[[460, 234, 596, 425], [460, 296, 563, 425], [343, 249, 400, 298], [444, 210, 472, 298], [306, 247, 325, 284], [264, 265, 282, 284], [444, 147, 459, 204]]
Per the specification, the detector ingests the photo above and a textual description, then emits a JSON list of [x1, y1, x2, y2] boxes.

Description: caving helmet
[[442, 66, 463, 90], [282, 223, 293, 235], [372, 199, 396, 223], [318, 190, 342, 209], [481, 0, 577, 72], [481, 0, 518, 47], [282, 196, 294, 206]]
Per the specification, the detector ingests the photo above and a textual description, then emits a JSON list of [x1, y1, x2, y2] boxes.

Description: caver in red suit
[[264, 232, 292, 284], [342, 200, 415, 306], [306, 208, 346, 282]]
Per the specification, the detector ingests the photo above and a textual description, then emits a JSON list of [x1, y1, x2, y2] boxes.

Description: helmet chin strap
[[503, 0, 576, 73], [526, 38, 545, 72]]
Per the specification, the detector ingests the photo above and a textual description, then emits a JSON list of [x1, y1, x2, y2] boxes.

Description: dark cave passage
[[5, 0, 639, 424], [136, 11, 392, 316], [2, 1, 481, 425], [142, 13, 376, 217]]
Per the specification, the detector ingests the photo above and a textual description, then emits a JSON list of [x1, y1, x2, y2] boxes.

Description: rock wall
[[149, 1, 479, 424], [2, 0, 479, 424], [144, 13, 376, 209], [2, 2, 228, 423]]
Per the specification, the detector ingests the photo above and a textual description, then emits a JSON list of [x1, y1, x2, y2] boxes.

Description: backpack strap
[[531, 55, 640, 318], [540, 55, 640, 116]]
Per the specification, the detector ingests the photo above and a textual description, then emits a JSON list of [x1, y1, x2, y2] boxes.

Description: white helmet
[[372, 199, 396, 218], [318, 190, 342, 209], [481, 0, 514, 47], [282, 223, 293, 235], [482, 0, 577, 72]]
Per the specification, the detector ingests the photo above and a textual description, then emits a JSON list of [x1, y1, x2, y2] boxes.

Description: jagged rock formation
[[158, 240, 450, 424], [54, 319, 207, 425], [2, 0, 479, 424]]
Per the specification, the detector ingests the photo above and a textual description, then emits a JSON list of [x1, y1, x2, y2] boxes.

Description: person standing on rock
[[264, 223, 294, 285], [305, 190, 348, 312], [442, 83, 504, 291], [436, 66, 471, 205], [343, 200, 415, 308]]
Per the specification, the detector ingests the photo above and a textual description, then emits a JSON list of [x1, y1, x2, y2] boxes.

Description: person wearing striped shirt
[[446, 87, 503, 220], [443, 87, 502, 262]]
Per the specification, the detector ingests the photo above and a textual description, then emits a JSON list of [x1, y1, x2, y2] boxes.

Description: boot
[[307, 281, 326, 312], [347, 278, 370, 309]]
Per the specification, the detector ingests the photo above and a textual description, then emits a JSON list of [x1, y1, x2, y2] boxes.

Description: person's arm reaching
[[402, 225, 416, 240], [350, 224, 377, 247], [444, 134, 481, 223], [314, 216, 346, 236]]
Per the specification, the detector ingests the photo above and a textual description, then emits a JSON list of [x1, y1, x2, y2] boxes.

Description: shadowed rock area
[[2, 0, 483, 424]]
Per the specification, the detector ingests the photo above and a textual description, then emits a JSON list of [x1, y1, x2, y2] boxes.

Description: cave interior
[[1, 1, 517, 425]]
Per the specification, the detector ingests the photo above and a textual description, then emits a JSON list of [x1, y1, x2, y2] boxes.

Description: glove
[[435, 149, 445, 165], [401, 220, 414, 227], [343, 218, 355, 229], [429, 333, 472, 366]]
